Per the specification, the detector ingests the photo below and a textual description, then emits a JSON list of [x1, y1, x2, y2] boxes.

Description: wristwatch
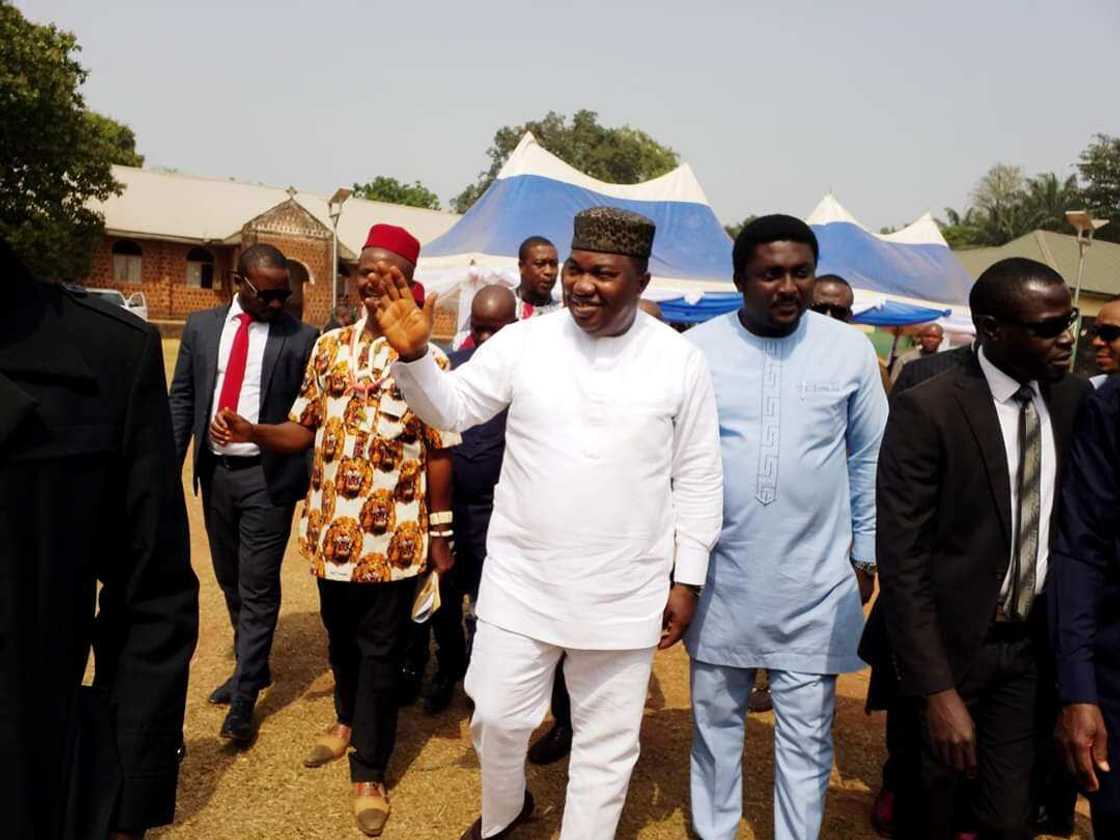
[[851, 558, 877, 575]]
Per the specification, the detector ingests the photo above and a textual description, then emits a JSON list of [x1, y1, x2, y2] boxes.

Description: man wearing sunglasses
[[168, 243, 319, 746], [871, 257, 1091, 839], [1090, 296, 1120, 387]]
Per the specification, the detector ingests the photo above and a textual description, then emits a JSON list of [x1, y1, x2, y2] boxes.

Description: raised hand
[[370, 262, 438, 362]]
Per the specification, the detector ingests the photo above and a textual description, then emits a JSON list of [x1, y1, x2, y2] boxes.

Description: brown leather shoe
[[303, 723, 351, 768], [353, 782, 390, 837], [459, 790, 534, 840]]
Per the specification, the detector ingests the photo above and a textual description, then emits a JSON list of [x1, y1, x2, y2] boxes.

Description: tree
[[940, 164, 1086, 249], [723, 215, 757, 240], [452, 110, 680, 213], [351, 176, 441, 210], [1077, 133, 1120, 243], [84, 109, 144, 167], [0, 3, 141, 278], [938, 206, 986, 249], [1022, 172, 1083, 233]]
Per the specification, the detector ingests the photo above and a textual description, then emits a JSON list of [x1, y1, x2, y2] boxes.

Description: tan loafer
[[303, 722, 351, 768], [353, 781, 391, 837]]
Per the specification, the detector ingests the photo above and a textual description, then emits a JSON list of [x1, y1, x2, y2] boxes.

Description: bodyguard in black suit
[[869, 257, 1090, 839], [169, 243, 317, 744], [889, 342, 974, 396], [1, 242, 199, 839], [1051, 375, 1120, 836]]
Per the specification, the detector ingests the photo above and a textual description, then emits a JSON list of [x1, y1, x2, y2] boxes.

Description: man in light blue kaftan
[[685, 215, 888, 840]]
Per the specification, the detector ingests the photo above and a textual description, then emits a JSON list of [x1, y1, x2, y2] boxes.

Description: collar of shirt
[[227, 293, 249, 323], [977, 346, 1040, 405]]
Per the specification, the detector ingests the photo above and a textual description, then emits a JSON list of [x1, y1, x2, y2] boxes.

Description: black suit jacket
[[864, 355, 1090, 697], [890, 343, 974, 397], [0, 273, 199, 838], [1049, 377, 1120, 707], [168, 304, 318, 506]]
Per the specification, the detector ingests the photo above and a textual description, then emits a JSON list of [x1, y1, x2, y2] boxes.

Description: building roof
[[92, 166, 460, 259], [955, 230, 1120, 297]]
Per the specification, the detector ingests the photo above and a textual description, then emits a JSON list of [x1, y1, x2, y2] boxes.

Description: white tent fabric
[[416, 133, 735, 317], [807, 193, 974, 331]]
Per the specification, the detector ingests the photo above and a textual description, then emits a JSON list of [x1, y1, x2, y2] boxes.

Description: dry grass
[[154, 339, 1093, 839]]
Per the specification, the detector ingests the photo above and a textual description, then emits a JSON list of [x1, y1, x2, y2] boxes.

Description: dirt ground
[[153, 339, 1093, 839]]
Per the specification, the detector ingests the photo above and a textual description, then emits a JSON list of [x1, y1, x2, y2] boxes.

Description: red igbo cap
[[363, 224, 420, 265]]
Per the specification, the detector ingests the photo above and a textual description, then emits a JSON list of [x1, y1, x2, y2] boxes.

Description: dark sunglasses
[[238, 274, 292, 304], [810, 302, 852, 321], [1092, 322, 1120, 343], [1001, 308, 1078, 339]]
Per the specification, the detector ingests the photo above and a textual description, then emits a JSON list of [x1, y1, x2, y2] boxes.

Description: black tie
[[1006, 385, 1040, 621]]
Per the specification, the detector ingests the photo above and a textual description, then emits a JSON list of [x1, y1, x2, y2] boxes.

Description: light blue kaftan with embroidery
[[684, 311, 888, 674]]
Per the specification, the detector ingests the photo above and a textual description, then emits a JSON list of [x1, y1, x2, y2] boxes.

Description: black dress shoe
[[1033, 805, 1074, 838], [397, 667, 422, 707], [528, 722, 572, 765], [459, 790, 534, 839], [209, 674, 271, 705], [208, 674, 236, 705], [423, 673, 457, 715], [220, 695, 256, 746]]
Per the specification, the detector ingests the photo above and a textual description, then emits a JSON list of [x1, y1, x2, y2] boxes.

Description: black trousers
[[317, 577, 414, 783], [551, 657, 572, 729], [405, 570, 467, 681], [201, 460, 293, 698], [905, 630, 1040, 840]]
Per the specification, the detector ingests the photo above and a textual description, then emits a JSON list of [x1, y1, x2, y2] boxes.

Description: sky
[[17, 0, 1120, 230]]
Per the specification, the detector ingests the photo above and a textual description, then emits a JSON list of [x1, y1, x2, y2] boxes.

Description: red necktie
[[217, 313, 253, 414]]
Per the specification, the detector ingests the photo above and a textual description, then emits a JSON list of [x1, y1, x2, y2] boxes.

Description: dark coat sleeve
[[1049, 387, 1120, 706], [92, 325, 199, 832], [167, 315, 196, 466], [298, 323, 318, 382], [876, 389, 956, 696]]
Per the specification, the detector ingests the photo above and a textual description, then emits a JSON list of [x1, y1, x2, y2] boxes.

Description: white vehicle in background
[[72, 287, 149, 321]]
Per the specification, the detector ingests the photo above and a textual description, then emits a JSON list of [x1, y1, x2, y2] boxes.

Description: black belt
[[986, 614, 1033, 643], [213, 453, 262, 470]]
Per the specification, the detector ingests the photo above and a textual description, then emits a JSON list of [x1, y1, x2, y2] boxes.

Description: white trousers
[[690, 662, 837, 840], [464, 619, 656, 839]]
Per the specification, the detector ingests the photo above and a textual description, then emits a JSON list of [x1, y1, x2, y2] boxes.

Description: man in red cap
[[210, 224, 460, 836]]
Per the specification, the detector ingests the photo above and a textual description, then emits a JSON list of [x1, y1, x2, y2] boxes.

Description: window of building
[[111, 240, 143, 284], [185, 247, 215, 289]]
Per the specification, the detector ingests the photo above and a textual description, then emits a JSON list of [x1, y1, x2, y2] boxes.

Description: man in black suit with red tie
[[868, 257, 1090, 839], [169, 243, 318, 745]]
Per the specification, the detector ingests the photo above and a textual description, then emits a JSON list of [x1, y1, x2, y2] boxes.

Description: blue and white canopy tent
[[415, 132, 735, 334], [659, 195, 972, 332]]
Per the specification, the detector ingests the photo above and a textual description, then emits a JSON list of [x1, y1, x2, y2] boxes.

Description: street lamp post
[[328, 187, 352, 311], [1065, 210, 1110, 371]]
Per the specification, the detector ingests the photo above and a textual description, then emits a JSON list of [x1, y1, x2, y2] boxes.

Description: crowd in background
[[3, 206, 1119, 840]]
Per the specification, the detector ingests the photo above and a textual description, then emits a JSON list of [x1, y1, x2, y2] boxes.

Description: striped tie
[[1006, 385, 1041, 621]]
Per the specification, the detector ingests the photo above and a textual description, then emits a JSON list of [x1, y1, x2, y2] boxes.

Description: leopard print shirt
[[289, 327, 460, 584]]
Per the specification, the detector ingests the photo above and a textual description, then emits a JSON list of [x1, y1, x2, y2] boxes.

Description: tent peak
[[494, 131, 710, 205]]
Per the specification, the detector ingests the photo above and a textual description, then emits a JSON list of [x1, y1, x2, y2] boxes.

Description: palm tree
[[1022, 172, 1083, 232]]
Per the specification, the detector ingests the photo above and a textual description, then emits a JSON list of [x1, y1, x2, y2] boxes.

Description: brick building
[[85, 166, 459, 328]]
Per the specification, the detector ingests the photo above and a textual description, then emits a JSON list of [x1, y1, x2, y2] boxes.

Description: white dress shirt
[[209, 295, 268, 457], [392, 310, 724, 650], [977, 347, 1056, 597]]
